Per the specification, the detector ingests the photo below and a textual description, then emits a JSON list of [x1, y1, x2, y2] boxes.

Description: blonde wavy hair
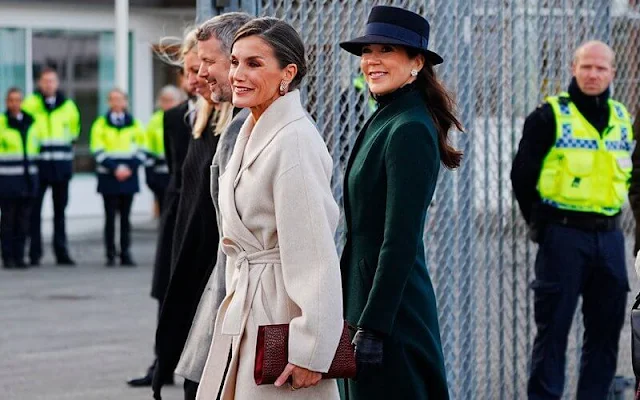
[[154, 26, 198, 69], [156, 27, 233, 139], [193, 98, 233, 139]]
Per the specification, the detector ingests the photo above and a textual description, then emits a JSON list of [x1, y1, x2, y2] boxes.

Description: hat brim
[[339, 34, 443, 65]]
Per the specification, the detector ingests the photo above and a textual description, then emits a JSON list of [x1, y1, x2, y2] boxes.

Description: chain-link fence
[[202, 0, 640, 398]]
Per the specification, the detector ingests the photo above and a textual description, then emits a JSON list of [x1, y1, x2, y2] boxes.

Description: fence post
[[456, 0, 476, 398]]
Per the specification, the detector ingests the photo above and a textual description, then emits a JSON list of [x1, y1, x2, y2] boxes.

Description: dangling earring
[[410, 69, 418, 77], [279, 80, 288, 95]]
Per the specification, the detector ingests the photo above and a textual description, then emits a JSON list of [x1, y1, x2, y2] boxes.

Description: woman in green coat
[[339, 6, 463, 400]]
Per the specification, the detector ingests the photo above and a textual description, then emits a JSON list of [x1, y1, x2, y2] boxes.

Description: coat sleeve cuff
[[287, 315, 343, 373]]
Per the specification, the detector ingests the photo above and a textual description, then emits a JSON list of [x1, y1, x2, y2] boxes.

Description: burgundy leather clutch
[[254, 321, 357, 385]]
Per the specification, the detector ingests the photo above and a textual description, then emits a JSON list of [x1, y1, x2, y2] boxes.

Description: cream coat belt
[[220, 239, 281, 336]]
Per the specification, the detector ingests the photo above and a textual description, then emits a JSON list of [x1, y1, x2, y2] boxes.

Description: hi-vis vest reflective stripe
[[21, 94, 80, 163], [0, 114, 40, 176], [537, 93, 634, 216], [90, 116, 145, 174]]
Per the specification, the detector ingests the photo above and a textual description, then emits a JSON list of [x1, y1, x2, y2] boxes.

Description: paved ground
[[1, 183, 638, 399], [0, 219, 185, 400]]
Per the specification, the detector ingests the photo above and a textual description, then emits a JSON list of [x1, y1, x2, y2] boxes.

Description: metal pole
[[115, 0, 129, 93], [457, 1, 476, 399], [25, 27, 33, 94]]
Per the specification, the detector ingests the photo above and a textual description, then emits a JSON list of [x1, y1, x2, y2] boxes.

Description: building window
[[31, 30, 133, 172], [0, 28, 26, 101]]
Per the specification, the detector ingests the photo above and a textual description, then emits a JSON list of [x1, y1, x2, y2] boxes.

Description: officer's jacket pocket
[[565, 152, 594, 177], [530, 280, 561, 325], [561, 153, 595, 201]]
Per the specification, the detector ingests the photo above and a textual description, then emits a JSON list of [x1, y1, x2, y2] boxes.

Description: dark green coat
[[340, 88, 449, 400]]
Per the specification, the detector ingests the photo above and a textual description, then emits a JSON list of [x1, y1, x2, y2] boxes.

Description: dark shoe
[[56, 256, 76, 266], [127, 370, 173, 387], [127, 372, 153, 387], [120, 256, 136, 267], [14, 260, 28, 269], [105, 258, 116, 267], [29, 259, 40, 267], [3, 260, 15, 269]]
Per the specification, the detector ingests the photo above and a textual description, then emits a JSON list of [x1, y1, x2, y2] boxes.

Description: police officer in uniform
[[0, 88, 40, 269], [90, 88, 145, 267], [511, 41, 633, 400], [22, 67, 80, 266]]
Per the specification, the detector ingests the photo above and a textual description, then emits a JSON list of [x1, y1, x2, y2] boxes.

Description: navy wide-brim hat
[[340, 5, 443, 65]]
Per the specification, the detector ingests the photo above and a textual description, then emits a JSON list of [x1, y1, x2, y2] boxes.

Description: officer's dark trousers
[[29, 178, 70, 262], [0, 198, 32, 264], [528, 223, 629, 400], [102, 194, 134, 260]]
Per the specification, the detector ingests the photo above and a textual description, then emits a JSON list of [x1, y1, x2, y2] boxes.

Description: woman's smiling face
[[360, 44, 423, 96], [229, 35, 287, 112]]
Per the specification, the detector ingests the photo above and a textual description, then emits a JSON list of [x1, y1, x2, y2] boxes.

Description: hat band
[[365, 22, 429, 49]]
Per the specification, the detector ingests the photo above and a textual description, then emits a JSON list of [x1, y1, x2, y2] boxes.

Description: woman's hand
[[274, 363, 322, 390]]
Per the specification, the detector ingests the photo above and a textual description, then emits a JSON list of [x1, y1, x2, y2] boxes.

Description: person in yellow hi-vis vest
[[144, 85, 185, 213], [0, 88, 41, 269], [22, 67, 80, 266], [90, 88, 145, 267], [511, 41, 633, 399]]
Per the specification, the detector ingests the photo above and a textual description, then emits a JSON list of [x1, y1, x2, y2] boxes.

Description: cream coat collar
[[234, 90, 306, 185]]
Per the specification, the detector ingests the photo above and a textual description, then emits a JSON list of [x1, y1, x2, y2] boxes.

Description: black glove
[[527, 202, 546, 244], [528, 222, 544, 243], [352, 327, 384, 379]]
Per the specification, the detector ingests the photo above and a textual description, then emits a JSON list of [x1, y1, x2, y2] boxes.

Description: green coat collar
[[368, 89, 426, 132]]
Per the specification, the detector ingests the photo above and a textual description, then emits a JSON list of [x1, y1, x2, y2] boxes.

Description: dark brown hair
[[6, 87, 22, 99], [232, 17, 307, 91], [407, 48, 463, 169], [39, 66, 58, 79]]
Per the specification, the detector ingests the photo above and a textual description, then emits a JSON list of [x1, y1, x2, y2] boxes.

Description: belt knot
[[220, 238, 281, 336]]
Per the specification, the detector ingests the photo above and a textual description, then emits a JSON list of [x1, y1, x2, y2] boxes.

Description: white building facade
[[0, 0, 195, 169]]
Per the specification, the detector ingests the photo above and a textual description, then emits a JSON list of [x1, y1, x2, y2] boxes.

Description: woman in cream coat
[[196, 17, 343, 400]]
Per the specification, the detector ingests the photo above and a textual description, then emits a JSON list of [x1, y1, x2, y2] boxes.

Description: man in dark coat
[[126, 78, 194, 387], [150, 95, 194, 303]]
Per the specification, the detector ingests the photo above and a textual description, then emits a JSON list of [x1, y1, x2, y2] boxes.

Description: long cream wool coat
[[195, 90, 344, 400]]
